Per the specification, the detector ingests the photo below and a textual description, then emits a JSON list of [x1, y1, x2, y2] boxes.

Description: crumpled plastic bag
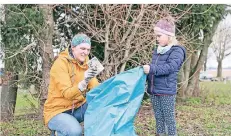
[[84, 66, 147, 136]]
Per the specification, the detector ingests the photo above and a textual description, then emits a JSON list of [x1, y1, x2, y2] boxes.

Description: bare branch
[[5, 42, 36, 59]]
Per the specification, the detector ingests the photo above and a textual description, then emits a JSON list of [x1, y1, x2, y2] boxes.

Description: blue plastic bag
[[84, 66, 147, 136]]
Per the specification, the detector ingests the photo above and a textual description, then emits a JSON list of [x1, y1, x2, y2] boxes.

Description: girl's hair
[[168, 36, 178, 46]]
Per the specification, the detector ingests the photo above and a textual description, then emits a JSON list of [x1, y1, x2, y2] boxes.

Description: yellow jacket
[[43, 48, 99, 126]]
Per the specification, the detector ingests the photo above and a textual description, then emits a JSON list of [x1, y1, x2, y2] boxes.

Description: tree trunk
[[185, 20, 220, 97], [217, 60, 222, 78], [0, 73, 18, 122], [186, 52, 199, 97], [38, 5, 54, 117], [192, 71, 200, 97], [186, 45, 209, 97], [183, 53, 192, 95], [178, 66, 185, 97], [102, 18, 112, 80], [178, 52, 191, 99], [204, 57, 207, 71], [0, 4, 5, 71]]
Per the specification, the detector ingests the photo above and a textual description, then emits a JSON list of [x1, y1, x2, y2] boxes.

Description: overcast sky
[[207, 47, 231, 68], [207, 13, 231, 68]]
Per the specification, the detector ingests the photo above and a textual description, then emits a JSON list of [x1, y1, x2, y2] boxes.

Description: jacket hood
[[172, 45, 187, 62], [154, 45, 187, 62]]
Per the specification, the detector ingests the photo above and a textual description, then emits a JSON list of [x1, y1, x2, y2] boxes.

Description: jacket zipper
[[151, 54, 160, 94]]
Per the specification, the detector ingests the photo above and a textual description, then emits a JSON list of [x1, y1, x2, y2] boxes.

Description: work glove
[[78, 80, 88, 92], [78, 69, 98, 92], [84, 69, 98, 84], [78, 57, 104, 92]]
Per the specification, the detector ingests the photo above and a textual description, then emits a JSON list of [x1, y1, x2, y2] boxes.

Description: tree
[[1, 5, 228, 116], [211, 14, 231, 78], [1, 72, 18, 122], [64, 4, 194, 80], [1, 4, 54, 117], [175, 5, 227, 98], [37, 4, 54, 115], [0, 4, 4, 73], [0, 4, 19, 122], [62, 4, 225, 98]]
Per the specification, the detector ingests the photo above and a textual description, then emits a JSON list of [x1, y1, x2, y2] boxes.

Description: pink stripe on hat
[[154, 19, 175, 36]]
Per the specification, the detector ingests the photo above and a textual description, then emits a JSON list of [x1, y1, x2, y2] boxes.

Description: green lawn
[[200, 81, 231, 105], [1, 90, 49, 136], [15, 91, 38, 115], [136, 81, 231, 135], [1, 82, 231, 135]]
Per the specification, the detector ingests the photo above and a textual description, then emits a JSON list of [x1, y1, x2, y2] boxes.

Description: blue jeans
[[48, 103, 88, 136], [151, 95, 177, 136]]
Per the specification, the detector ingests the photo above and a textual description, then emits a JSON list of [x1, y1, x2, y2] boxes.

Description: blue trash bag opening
[[84, 66, 147, 136]]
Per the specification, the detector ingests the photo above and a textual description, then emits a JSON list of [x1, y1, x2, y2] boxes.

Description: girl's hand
[[143, 65, 150, 74]]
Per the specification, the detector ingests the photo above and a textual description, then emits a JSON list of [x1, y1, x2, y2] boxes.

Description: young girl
[[143, 17, 186, 136]]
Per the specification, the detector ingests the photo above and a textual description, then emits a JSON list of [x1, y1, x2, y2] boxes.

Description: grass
[[136, 81, 231, 135], [175, 104, 231, 135], [200, 81, 231, 105], [1, 119, 49, 136], [15, 91, 38, 115], [1, 90, 50, 136], [1, 82, 231, 135]]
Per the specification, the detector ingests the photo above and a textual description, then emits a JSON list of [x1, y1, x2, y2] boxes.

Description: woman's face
[[71, 43, 91, 62], [155, 32, 169, 46]]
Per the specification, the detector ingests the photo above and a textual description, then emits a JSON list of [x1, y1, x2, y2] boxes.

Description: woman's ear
[[71, 45, 75, 51]]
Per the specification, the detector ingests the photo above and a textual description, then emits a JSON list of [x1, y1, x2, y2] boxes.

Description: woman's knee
[[48, 113, 82, 136], [68, 126, 82, 136]]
